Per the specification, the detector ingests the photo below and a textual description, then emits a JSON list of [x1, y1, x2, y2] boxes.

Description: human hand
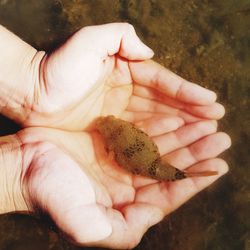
[[23, 23, 153, 129], [0, 22, 231, 249], [1, 119, 230, 249], [23, 23, 225, 131]]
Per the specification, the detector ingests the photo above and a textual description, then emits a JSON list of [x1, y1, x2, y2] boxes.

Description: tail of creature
[[184, 170, 218, 178]]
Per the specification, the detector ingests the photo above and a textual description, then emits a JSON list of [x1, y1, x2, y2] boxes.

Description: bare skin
[[14, 124, 229, 249], [1, 23, 224, 130], [0, 23, 231, 249]]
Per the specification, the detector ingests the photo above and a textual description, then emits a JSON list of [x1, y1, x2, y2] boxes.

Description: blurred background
[[0, 0, 249, 249]]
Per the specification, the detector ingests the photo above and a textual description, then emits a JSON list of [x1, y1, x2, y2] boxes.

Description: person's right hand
[[19, 23, 224, 131], [1, 121, 229, 249]]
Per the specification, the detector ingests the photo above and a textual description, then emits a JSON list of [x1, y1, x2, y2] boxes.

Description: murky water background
[[0, 0, 249, 249]]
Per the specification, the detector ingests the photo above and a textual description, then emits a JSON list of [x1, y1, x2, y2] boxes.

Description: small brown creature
[[96, 116, 218, 181]]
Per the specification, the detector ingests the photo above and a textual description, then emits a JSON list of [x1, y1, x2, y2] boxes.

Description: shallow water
[[0, 0, 249, 249]]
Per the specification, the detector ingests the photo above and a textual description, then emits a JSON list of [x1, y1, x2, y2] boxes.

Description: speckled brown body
[[96, 115, 186, 181]]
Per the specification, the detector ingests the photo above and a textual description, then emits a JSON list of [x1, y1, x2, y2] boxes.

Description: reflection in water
[[0, 0, 249, 249]]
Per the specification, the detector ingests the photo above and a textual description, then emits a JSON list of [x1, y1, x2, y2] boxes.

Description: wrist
[[0, 135, 29, 214], [0, 25, 45, 123]]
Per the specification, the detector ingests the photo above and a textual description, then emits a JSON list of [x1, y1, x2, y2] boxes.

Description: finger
[[135, 116, 185, 136], [135, 158, 229, 214], [133, 84, 225, 120], [127, 95, 179, 114], [79, 23, 154, 60], [127, 96, 207, 123], [91, 204, 163, 249], [129, 60, 217, 105], [121, 111, 168, 122], [122, 110, 202, 128], [153, 120, 218, 155], [27, 146, 112, 243], [162, 132, 231, 169], [183, 102, 225, 120], [133, 84, 184, 109]]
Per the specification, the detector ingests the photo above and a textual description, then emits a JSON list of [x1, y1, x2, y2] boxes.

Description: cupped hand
[[25, 23, 224, 131], [13, 22, 231, 249], [17, 112, 230, 249], [0, 22, 230, 249]]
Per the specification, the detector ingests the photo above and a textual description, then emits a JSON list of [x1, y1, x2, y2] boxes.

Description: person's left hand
[[12, 124, 229, 249]]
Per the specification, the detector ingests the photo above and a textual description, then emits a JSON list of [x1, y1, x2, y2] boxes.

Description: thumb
[[77, 22, 154, 60], [26, 145, 112, 244]]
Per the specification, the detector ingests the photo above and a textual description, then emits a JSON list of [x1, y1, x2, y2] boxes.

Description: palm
[[15, 24, 231, 248], [30, 54, 224, 131], [26, 25, 138, 130], [27, 24, 225, 131], [39, 56, 133, 130], [20, 101, 229, 248], [20, 127, 159, 247]]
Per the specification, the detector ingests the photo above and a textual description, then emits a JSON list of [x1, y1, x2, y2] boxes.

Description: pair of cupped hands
[[1, 23, 231, 249]]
